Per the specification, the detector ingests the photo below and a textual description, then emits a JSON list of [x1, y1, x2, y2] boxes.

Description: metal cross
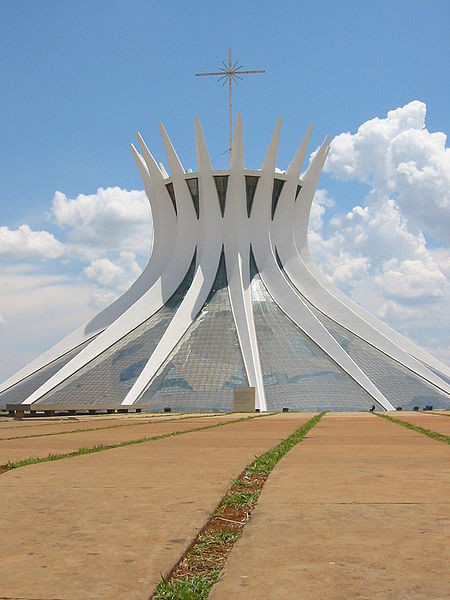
[[196, 48, 265, 153]]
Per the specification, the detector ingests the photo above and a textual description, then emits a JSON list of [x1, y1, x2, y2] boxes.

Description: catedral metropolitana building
[[1, 115, 449, 415]]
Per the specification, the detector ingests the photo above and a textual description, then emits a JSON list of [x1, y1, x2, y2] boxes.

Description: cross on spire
[[196, 48, 265, 153]]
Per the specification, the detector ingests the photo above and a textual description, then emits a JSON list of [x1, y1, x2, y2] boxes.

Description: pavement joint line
[[0, 413, 274, 473], [0, 413, 229, 441], [374, 413, 450, 445], [152, 412, 325, 599]]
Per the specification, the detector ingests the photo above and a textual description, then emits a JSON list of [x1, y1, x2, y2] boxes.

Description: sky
[[0, 0, 449, 381]]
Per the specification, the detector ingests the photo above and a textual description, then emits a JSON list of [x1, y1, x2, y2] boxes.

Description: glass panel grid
[[33, 254, 197, 407], [303, 300, 450, 410], [0, 337, 96, 407], [138, 252, 248, 412], [250, 257, 377, 412]]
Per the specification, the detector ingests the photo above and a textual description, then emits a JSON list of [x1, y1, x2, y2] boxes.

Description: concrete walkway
[[387, 411, 450, 436], [0, 414, 241, 464], [0, 413, 312, 599], [211, 413, 450, 600], [0, 412, 203, 437]]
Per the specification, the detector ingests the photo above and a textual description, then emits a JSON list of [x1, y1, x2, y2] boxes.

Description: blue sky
[[0, 0, 449, 379], [1, 0, 449, 222]]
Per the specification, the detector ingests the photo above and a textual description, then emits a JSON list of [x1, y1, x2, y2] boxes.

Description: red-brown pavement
[[388, 411, 450, 436], [0, 412, 202, 438], [0, 414, 241, 464], [0, 413, 313, 600], [210, 412, 450, 600]]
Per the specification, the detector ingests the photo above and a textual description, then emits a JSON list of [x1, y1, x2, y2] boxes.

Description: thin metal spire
[[196, 48, 265, 153]]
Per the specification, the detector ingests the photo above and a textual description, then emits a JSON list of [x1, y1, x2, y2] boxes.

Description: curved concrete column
[[251, 119, 395, 411], [121, 116, 223, 405], [224, 113, 266, 411], [21, 133, 197, 406], [0, 137, 173, 396]]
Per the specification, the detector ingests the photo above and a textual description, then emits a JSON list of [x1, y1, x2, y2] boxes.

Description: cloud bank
[[310, 101, 449, 363], [0, 224, 64, 260], [325, 100, 450, 243]]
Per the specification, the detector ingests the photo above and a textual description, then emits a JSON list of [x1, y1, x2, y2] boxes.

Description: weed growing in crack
[[153, 570, 221, 600]]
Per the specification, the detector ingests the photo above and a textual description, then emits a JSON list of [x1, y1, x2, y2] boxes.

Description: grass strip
[[152, 411, 325, 600], [374, 413, 450, 444], [0, 413, 222, 441], [3, 414, 270, 472]]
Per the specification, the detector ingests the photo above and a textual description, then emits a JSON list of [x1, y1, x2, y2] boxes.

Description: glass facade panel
[[303, 302, 450, 410], [245, 175, 259, 217], [419, 363, 450, 387], [138, 252, 247, 412], [33, 254, 197, 406], [165, 182, 177, 215], [0, 337, 95, 407], [186, 178, 199, 218], [271, 178, 285, 219], [213, 175, 229, 217], [250, 254, 377, 412]]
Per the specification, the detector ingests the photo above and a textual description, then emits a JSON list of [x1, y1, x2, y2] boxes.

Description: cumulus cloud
[[0, 186, 152, 379], [310, 195, 450, 360], [0, 225, 64, 260], [51, 187, 152, 259], [83, 251, 143, 308], [324, 100, 450, 242], [310, 101, 450, 363]]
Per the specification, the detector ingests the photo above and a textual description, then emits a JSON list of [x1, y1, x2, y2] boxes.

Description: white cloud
[[51, 187, 152, 259], [310, 198, 450, 362], [0, 224, 64, 260], [0, 264, 95, 381], [83, 251, 143, 308], [310, 101, 450, 364], [0, 186, 151, 380], [324, 100, 450, 243]]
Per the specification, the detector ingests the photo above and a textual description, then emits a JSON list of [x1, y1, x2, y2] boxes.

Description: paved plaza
[[0, 411, 449, 599]]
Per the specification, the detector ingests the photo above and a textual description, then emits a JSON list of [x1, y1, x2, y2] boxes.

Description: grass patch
[[153, 412, 325, 598], [153, 570, 220, 600], [222, 490, 259, 506], [374, 413, 450, 445], [3, 414, 270, 472]]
